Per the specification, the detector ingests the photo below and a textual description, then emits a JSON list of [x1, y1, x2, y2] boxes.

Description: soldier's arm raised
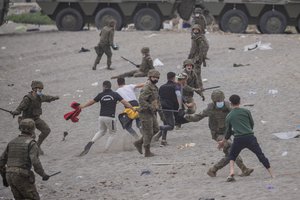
[[41, 95, 59, 102]]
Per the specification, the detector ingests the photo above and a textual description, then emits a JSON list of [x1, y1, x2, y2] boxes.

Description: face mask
[[150, 79, 158, 84], [216, 101, 224, 108], [36, 91, 43, 96]]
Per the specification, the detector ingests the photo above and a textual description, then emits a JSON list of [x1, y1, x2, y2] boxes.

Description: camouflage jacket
[[0, 134, 46, 177], [192, 15, 207, 32], [99, 25, 114, 46], [139, 55, 154, 74], [138, 81, 160, 113], [188, 34, 209, 62], [182, 69, 202, 97], [185, 101, 231, 140], [14, 91, 58, 119]]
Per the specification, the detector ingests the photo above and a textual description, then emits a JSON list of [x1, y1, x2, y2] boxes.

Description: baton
[[121, 56, 139, 67], [158, 109, 180, 113], [0, 107, 12, 114], [49, 171, 61, 177], [202, 86, 220, 91]]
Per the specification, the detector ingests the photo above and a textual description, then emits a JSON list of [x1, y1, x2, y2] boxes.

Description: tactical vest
[[99, 26, 113, 46], [140, 56, 154, 73], [7, 136, 35, 170], [183, 70, 198, 97], [139, 83, 159, 113], [22, 94, 42, 118], [208, 102, 231, 133]]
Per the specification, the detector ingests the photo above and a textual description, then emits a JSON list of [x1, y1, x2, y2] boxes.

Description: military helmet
[[192, 24, 202, 31], [141, 47, 150, 54], [31, 81, 44, 89], [19, 118, 35, 135], [183, 59, 194, 68], [211, 90, 225, 102], [148, 69, 160, 78]]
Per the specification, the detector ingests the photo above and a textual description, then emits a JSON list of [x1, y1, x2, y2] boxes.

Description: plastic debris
[[202, 78, 208, 82], [268, 89, 278, 95], [35, 69, 41, 72], [141, 169, 151, 176], [76, 90, 83, 93], [233, 63, 250, 67], [91, 82, 99, 86], [281, 151, 288, 156], [244, 41, 272, 52], [1, 46, 6, 50], [63, 93, 71, 97], [177, 143, 196, 149], [248, 91, 256, 95], [153, 58, 164, 67], [261, 120, 267, 124], [273, 131, 300, 139]]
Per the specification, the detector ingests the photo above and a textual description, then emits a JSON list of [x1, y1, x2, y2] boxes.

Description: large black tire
[[95, 8, 123, 31], [220, 9, 248, 33], [56, 8, 83, 31], [134, 8, 161, 31], [259, 10, 287, 34], [296, 17, 300, 33], [0, 10, 4, 26], [177, 0, 196, 21]]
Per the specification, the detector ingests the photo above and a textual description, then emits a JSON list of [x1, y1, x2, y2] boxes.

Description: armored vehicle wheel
[[259, 10, 287, 34], [134, 8, 161, 31], [177, 0, 196, 21], [296, 17, 300, 33], [220, 9, 248, 33], [56, 8, 83, 31], [95, 8, 123, 31], [256, 25, 262, 33]]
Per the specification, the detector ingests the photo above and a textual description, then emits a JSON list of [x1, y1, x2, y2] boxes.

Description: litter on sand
[[152, 162, 194, 166], [244, 41, 272, 52], [141, 169, 151, 176], [153, 58, 164, 67], [281, 151, 288, 156], [177, 143, 196, 149], [233, 63, 250, 67], [91, 82, 99, 86], [268, 89, 278, 95], [78, 47, 90, 53], [273, 131, 300, 139]]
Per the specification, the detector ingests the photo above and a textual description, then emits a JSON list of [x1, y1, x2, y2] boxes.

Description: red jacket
[[64, 102, 81, 123]]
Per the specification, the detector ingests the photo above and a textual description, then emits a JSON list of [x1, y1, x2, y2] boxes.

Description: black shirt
[[94, 89, 123, 117], [159, 81, 179, 110]]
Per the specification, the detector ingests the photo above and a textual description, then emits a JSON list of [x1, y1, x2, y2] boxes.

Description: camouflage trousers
[[94, 44, 112, 68], [213, 137, 246, 171], [139, 112, 159, 146], [193, 64, 203, 89], [6, 171, 40, 200], [117, 69, 147, 78]]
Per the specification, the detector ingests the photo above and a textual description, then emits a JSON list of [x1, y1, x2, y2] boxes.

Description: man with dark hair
[[0, 119, 50, 199], [218, 94, 274, 182], [153, 72, 182, 146], [78, 80, 133, 156], [116, 77, 144, 139]]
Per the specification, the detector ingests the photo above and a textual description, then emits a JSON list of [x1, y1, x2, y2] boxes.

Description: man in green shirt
[[218, 94, 273, 182]]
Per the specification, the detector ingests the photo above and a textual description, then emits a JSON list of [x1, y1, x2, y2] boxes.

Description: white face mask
[[216, 101, 224, 108], [36, 91, 43, 96]]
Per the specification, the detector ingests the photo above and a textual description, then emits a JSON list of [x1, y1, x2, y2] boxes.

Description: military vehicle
[[35, 0, 195, 31], [195, 0, 300, 33], [0, 0, 9, 26]]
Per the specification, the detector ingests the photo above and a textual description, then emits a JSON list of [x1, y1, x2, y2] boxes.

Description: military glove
[[11, 110, 20, 118], [42, 174, 50, 181]]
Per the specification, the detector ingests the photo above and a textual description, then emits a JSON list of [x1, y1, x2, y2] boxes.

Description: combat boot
[[92, 64, 97, 70], [207, 166, 218, 177], [236, 160, 254, 177], [133, 138, 143, 154], [240, 168, 254, 177], [144, 144, 155, 157]]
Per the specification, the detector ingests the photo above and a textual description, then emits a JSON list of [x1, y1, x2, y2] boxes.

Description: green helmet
[[31, 81, 44, 89], [211, 90, 225, 102], [19, 119, 35, 135], [192, 24, 202, 31], [183, 59, 194, 68], [148, 69, 160, 78], [141, 47, 150, 54]]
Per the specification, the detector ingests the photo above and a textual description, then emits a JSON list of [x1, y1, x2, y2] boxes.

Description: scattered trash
[[239, 35, 246, 38], [163, 21, 173, 30], [76, 176, 83, 179], [35, 69, 41, 72], [27, 28, 40, 32], [153, 58, 164, 67], [261, 120, 267, 124], [1, 46, 6, 50], [63, 93, 71, 97], [248, 91, 256, 95], [273, 131, 300, 139], [152, 162, 194, 166], [233, 63, 250, 67], [268, 89, 278, 95], [202, 78, 208, 82], [62, 131, 68, 141], [228, 47, 236, 50], [76, 90, 83, 93], [54, 182, 62, 186], [266, 184, 274, 190], [244, 41, 272, 52], [199, 198, 215, 200], [7, 83, 14, 87], [281, 151, 288, 156], [78, 47, 90, 53], [144, 34, 158, 38], [177, 143, 196, 149], [141, 169, 151, 176], [91, 82, 99, 86]]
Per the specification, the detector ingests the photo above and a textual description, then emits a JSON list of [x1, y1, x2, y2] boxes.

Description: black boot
[[79, 141, 94, 156], [144, 144, 154, 157]]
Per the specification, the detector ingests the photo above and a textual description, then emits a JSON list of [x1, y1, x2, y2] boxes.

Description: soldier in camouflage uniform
[[11, 81, 59, 155], [111, 47, 154, 79], [192, 7, 207, 31], [133, 69, 161, 157], [93, 19, 118, 70], [185, 90, 253, 177], [0, 119, 50, 200], [188, 24, 209, 85], [182, 59, 205, 114]]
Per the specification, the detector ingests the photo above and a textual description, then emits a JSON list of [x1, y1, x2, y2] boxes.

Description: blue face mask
[[36, 91, 43, 96], [216, 101, 224, 108]]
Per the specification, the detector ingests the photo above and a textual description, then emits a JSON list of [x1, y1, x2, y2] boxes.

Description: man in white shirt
[[116, 78, 144, 139]]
